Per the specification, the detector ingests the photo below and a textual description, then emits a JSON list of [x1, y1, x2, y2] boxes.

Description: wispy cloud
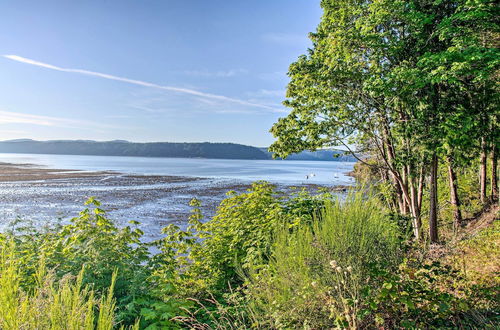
[[0, 109, 118, 129], [184, 69, 248, 78], [3, 55, 283, 113], [246, 89, 285, 98], [0, 110, 59, 126], [0, 129, 28, 135], [128, 105, 170, 114]]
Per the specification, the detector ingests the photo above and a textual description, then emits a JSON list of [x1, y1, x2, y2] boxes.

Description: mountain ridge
[[0, 139, 355, 161]]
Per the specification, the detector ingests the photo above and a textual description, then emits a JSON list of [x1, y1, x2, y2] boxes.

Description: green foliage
[[269, 0, 499, 245], [1, 185, 498, 328], [154, 182, 333, 297], [1, 197, 189, 329], [244, 191, 401, 329], [362, 259, 498, 328], [0, 241, 118, 329], [42, 198, 150, 307]]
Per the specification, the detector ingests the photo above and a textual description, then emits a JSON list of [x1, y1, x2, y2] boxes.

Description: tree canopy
[[270, 0, 499, 241]]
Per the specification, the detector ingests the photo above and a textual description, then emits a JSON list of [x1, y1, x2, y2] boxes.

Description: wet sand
[[0, 162, 114, 181], [0, 162, 344, 241]]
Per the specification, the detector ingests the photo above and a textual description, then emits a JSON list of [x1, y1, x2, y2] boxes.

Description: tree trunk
[[447, 156, 462, 230], [429, 153, 439, 243], [480, 137, 487, 203], [402, 165, 411, 214], [492, 145, 498, 200], [417, 166, 424, 211], [380, 117, 413, 212], [410, 176, 422, 240], [395, 183, 406, 215]]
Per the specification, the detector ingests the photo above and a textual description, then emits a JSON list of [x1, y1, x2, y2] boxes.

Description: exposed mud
[[0, 162, 341, 242]]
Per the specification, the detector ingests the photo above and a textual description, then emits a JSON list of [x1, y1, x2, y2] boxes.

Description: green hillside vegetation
[[0, 140, 269, 160], [0, 140, 355, 161], [1, 0, 498, 328]]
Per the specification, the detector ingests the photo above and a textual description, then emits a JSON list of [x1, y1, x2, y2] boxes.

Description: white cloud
[[0, 109, 118, 129], [0, 110, 58, 126], [184, 69, 248, 78], [246, 89, 285, 98], [128, 105, 169, 114], [3, 55, 283, 113]]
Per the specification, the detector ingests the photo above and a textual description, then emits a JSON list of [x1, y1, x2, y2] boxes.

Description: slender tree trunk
[[402, 165, 411, 214], [417, 166, 424, 211], [429, 153, 439, 243], [446, 156, 462, 230], [378, 117, 414, 214], [410, 176, 421, 240], [380, 117, 412, 211], [492, 145, 498, 200], [480, 137, 487, 203], [395, 183, 406, 215]]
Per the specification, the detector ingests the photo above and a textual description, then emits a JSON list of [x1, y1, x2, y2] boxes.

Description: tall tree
[[270, 0, 499, 242]]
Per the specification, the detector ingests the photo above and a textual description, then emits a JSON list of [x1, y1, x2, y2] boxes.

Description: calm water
[[0, 153, 355, 239], [0, 153, 355, 185]]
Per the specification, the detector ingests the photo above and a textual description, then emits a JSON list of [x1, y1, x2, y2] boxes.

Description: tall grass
[[245, 190, 401, 329], [0, 241, 121, 330]]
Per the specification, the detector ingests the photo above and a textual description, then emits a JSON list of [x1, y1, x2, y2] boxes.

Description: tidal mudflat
[[0, 160, 352, 241]]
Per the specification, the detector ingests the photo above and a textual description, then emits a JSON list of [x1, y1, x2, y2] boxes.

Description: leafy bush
[[154, 182, 333, 298], [1, 198, 188, 329], [244, 191, 401, 328], [362, 258, 499, 328], [0, 241, 122, 329]]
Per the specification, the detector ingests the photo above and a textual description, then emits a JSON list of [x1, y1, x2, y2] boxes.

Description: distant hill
[[259, 148, 355, 162], [0, 139, 355, 161]]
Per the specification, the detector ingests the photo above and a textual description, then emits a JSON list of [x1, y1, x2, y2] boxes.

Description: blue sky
[[0, 0, 322, 146]]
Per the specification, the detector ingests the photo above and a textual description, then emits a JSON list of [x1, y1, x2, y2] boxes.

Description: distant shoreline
[[0, 139, 357, 162]]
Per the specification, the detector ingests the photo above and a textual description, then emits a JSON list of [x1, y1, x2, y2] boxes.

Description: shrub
[[1, 198, 188, 329], [245, 190, 401, 328], [362, 258, 499, 328], [154, 182, 333, 298], [0, 241, 120, 329]]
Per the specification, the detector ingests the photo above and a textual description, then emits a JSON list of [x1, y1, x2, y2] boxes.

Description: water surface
[[0, 153, 355, 185], [0, 153, 355, 240]]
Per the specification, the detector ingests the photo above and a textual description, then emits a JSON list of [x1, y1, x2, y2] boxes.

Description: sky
[[0, 0, 322, 147]]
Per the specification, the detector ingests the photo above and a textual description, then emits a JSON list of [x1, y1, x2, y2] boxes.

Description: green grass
[[244, 190, 401, 328], [0, 241, 126, 330]]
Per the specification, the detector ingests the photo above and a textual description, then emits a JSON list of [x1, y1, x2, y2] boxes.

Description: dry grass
[[445, 204, 499, 286]]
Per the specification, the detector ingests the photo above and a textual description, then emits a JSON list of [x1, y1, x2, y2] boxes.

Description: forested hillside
[[0, 139, 355, 161], [0, 139, 269, 160]]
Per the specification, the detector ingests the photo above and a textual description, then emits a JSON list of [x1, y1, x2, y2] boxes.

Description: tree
[[270, 0, 499, 242]]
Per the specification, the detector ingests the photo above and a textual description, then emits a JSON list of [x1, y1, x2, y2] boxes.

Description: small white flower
[[329, 260, 337, 268], [336, 266, 342, 272], [346, 266, 353, 272]]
